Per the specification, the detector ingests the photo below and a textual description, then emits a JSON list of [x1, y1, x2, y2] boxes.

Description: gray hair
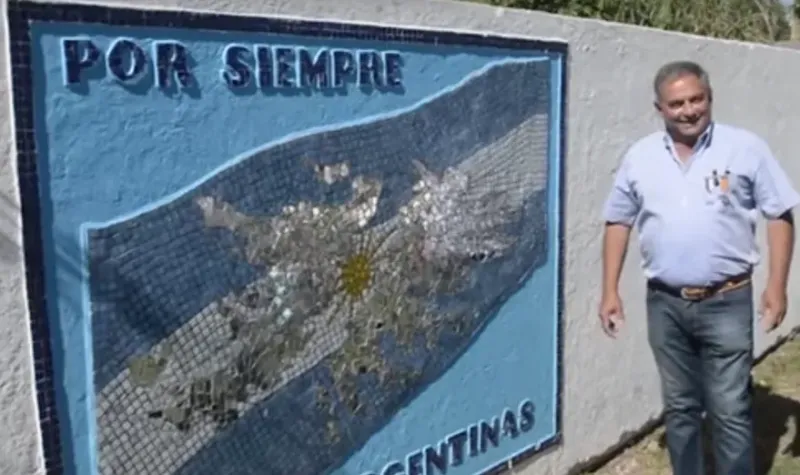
[[653, 61, 712, 99]]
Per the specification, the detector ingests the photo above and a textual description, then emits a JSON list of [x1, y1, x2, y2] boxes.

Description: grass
[[588, 334, 800, 475]]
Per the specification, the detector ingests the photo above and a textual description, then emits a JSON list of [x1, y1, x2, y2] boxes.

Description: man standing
[[599, 60, 798, 475]]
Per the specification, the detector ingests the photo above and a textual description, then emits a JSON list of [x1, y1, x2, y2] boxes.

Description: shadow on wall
[[656, 383, 800, 474], [0, 191, 23, 265], [0, 189, 87, 294], [0, 187, 87, 475]]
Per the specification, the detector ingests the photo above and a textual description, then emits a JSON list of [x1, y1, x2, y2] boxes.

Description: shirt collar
[[662, 121, 714, 152]]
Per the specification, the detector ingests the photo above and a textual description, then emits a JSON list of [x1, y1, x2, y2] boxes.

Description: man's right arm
[[601, 156, 639, 296], [603, 224, 632, 296]]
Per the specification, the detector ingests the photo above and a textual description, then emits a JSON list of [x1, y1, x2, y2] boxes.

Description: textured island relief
[[87, 58, 554, 475]]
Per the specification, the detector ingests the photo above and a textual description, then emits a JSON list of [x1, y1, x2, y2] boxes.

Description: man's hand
[[759, 285, 788, 333], [598, 292, 625, 338], [761, 211, 794, 333], [600, 223, 632, 339]]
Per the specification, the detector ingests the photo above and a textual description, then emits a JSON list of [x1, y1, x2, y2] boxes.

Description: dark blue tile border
[[5, 2, 568, 474]]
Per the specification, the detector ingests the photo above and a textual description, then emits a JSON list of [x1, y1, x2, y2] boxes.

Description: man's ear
[[708, 88, 713, 103], [653, 101, 662, 113]]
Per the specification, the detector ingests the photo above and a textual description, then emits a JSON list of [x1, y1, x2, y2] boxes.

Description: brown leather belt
[[647, 272, 751, 301]]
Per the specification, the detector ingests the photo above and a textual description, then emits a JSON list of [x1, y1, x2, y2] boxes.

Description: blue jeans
[[646, 283, 755, 475]]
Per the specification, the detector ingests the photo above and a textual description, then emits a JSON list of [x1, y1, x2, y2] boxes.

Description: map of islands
[[87, 58, 555, 475]]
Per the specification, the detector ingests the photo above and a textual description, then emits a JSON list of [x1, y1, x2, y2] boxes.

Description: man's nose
[[680, 104, 698, 118]]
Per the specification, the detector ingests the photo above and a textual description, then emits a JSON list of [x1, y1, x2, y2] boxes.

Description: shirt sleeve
[[750, 136, 800, 219], [602, 152, 640, 226]]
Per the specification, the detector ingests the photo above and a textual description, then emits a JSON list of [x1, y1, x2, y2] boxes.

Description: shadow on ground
[[654, 384, 800, 474]]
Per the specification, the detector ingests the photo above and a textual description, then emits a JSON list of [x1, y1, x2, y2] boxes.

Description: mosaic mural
[[11, 3, 565, 474]]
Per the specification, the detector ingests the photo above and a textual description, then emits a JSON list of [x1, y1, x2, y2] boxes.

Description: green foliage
[[470, 0, 791, 43]]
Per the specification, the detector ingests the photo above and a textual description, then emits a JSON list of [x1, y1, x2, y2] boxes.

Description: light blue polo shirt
[[603, 122, 800, 288]]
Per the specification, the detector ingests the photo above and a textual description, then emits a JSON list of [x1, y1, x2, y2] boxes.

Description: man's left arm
[[752, 137, 800, 330], [765, 212, 794, 291]]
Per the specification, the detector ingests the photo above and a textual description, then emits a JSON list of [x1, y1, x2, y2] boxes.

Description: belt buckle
[[680, 287, 708, 301]]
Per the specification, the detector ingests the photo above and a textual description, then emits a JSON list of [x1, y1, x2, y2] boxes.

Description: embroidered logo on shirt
[[705, 169, 732, 205], [719, 172, 730, 193]]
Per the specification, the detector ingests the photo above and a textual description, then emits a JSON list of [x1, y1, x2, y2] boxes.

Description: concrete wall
[[2, 0, 800, 474]]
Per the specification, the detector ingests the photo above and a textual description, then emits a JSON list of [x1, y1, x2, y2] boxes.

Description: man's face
[[655, 74, 711, 140]]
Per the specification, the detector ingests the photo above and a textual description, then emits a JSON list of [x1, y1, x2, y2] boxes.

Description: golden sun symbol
[[335, 230, 393, 301], [338, 252, 373, 299]]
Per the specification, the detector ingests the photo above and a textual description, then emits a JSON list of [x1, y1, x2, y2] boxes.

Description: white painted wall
[[2, 0, 800, 474]]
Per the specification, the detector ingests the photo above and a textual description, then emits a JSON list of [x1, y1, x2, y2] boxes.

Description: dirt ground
[[588, 334, 800, 475]]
